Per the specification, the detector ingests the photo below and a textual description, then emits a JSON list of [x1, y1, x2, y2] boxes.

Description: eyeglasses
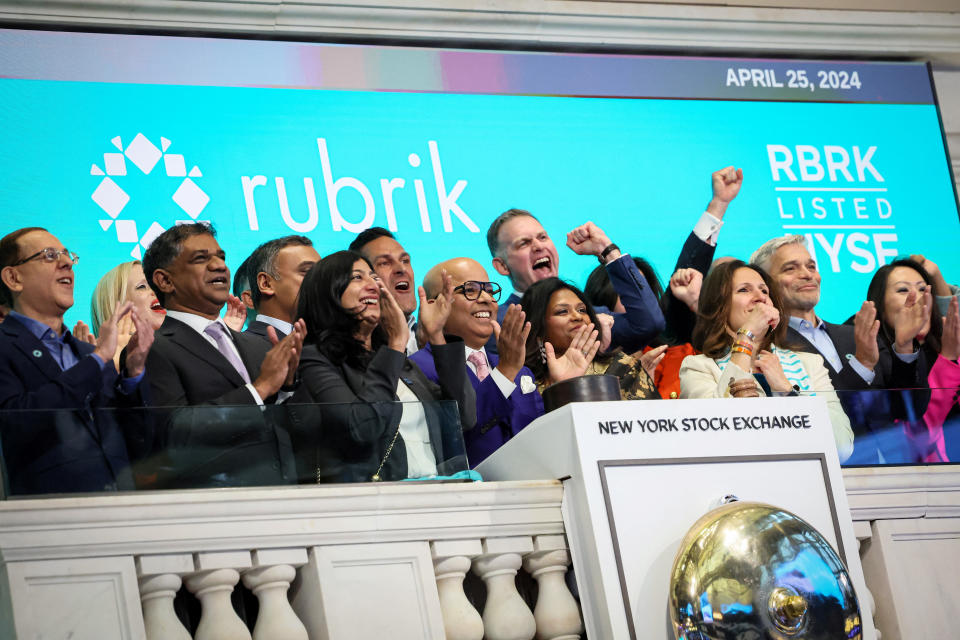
[[14, 248, 80, 266], [453, 280, 502, 301]]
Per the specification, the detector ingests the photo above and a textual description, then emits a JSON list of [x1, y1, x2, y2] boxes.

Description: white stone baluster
[[431, 539, 484, 640], [856, 534, 881, 639], [242, 549, 309, 640], [185, 551, 253, 640], [136, 554, 193, 640], [472, 536, 536, 640], [522, 535, 582, 640]]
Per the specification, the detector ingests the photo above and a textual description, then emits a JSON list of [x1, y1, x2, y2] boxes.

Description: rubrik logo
[[89, 133, 210, 258]]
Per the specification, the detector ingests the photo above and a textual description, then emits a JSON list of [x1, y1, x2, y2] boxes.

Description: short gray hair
[[750, 235, 807, 273]]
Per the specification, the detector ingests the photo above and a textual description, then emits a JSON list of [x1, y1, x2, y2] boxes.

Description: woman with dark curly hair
[[520, 277, 659, 400], [290, 250, 475, 483], [679, 259, 853, 461]]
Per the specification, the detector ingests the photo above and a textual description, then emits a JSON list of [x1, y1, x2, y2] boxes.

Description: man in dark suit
[[751, 234, 908, 464], [350, 227, 421, 355], [0, 227, 154, 495], [140, 223, 305, 488], [485, 212, 664, 355], [411, 257, 543, 466], [242, 235, 320, 341]]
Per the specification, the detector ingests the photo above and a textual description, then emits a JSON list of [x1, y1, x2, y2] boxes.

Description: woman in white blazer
[[679, 260, 853, 462]]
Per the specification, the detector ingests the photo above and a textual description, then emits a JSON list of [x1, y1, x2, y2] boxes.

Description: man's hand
[[546, 323, 600, 383], [253, 324, 304, 399], [493, 304, 531, 382], [123, 308, 155, 378], [566, 222, 620, 263], [891, 290, 928, 354], [706, 166, 743, 219], [669, 268, 703, 313], [93, 301, 134, 365], [940, 297, 960, 361], [852, 301, 880, 370], [73, 320, 97, 346], [596, 312, 614, 352], [268, 319, 306, 386], [417, 269, 454, 346], [223, 295, 247, 332], [910, 254, 952, 297]]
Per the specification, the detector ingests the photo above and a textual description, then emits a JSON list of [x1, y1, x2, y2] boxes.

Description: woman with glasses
[[290, 250, 476, 483], [520, 277, 660, 400]]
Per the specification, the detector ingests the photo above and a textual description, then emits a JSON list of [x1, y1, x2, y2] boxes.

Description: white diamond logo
[[140, 222, 166, 249], [104, 153, 127, 176], [115, 219, 138, 243], [124, 133, 162, 175], [91, 177, 130, 218], [172, 178, 210, 219], [164, 154, 186, 177]]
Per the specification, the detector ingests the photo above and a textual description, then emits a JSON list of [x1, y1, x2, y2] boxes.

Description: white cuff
[[692, 211, 724, 247], [491, 367, 518, 399], [894, 350, 920, 363], [848, 356, 876, 384], [246, 383, 265, 406]]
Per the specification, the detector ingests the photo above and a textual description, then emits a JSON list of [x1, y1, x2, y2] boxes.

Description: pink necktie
[[468, 351, 491, 382], [204, 322, 251, 384]]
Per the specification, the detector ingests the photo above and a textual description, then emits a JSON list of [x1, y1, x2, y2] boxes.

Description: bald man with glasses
[[410, 257, 543, 466], [0, 227, 154, 495]]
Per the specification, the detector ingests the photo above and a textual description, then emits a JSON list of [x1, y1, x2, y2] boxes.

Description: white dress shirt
[[464, 345, 516, 399], [255, 313, 293, 337]]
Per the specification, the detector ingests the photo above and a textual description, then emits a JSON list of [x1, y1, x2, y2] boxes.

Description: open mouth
[[360, 297, 379, 306], [472, 310, 491, 319], [208, 276, 228, 286], [394, 280, 410, 293], [532, 256, 552, 273], [56, 277, 72, 286], [150, 300, 165, 313]]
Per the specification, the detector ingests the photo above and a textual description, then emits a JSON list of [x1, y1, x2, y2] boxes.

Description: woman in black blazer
[[290, 250, 475, 483]]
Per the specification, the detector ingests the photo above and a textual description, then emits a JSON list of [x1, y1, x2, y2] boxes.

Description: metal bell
[[668, 501, 861, 639]]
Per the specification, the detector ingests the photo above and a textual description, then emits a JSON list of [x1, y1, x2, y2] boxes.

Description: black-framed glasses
[[14, 248, 80, 266], [454, 280, 501, 301]]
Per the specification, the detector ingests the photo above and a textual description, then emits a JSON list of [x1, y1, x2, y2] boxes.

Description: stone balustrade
[[0, 480, 581, 639]]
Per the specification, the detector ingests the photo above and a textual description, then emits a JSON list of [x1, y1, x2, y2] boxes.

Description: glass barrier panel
[[0, 400, 467, 499]]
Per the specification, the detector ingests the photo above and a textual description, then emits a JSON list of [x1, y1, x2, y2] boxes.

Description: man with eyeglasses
[[411, 257, 543, 465], [0, 227, 154, 495]]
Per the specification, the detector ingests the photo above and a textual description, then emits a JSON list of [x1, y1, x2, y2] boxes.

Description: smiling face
[[544, 288, 589, 354], [768, 243, 821, 315], [154, 233, 230, 319], [727, 267, 772, 333], [125, 262, 166, 330], [442, 258, 498, 350], [340, 259, 382, 332], [883, 265, 932, 335], [493, 215, 559, 294], [362, 236, 416, 316], [3, 230, 75, 326]]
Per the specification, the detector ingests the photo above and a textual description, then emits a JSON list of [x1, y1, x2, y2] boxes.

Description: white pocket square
[[520, 375, 537, 394]]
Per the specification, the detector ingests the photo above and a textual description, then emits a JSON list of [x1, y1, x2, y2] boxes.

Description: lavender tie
[[204, 322, 251, 384], [468, 350, 491, 382]]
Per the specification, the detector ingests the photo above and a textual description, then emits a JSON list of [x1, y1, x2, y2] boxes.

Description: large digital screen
[[1, 29, 956, 327]]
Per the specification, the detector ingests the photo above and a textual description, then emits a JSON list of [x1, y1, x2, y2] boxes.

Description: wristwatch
[[598, 243, 620, 264]]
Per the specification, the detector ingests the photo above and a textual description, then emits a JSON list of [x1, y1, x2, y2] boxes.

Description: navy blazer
[[0, 315, 150, 495], [244, 319, 287, 342], [492, 254, 665, 355], [662, 231, 715, 345], [410, 343, 543, 466]]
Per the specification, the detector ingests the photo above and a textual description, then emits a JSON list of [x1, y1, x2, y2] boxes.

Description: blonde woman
[[90, 261, 168, 368]]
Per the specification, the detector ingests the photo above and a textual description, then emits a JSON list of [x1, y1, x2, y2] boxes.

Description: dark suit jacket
[[662, 232, 715, 345], [0, 316, 150, 495], [290, 341, 476, 483], [244, 319, 287, 342], [785, 321, 889, 391], [410, 343, 543, 466], [492, 254, 665, 355], [140, 316, 294, 488]]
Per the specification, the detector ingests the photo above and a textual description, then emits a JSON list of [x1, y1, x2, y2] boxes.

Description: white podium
[[476, 396, 876, 640]]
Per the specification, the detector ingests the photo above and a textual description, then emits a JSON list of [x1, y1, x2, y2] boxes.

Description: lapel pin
[[32, 350, 42, 358]]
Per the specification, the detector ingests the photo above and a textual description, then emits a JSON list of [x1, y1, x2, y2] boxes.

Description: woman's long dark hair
[[691, 259, 788, 359], [866, 258, 942, 354], [296, 250, 386, 366], [520, 277, 612, 382]]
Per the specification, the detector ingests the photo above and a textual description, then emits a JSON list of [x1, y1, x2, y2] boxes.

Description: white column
[[431, 539, 484, 640], [856, 532, 881, 639], [242, 549, 309, 640], [136, 554, 193, 640], [472, 537, 536, 640], [522, 535, 582, 640], [185, 551, 254, 640]]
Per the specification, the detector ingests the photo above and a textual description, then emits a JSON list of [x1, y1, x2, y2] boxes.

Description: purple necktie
[[204, 322, 251, 384]]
